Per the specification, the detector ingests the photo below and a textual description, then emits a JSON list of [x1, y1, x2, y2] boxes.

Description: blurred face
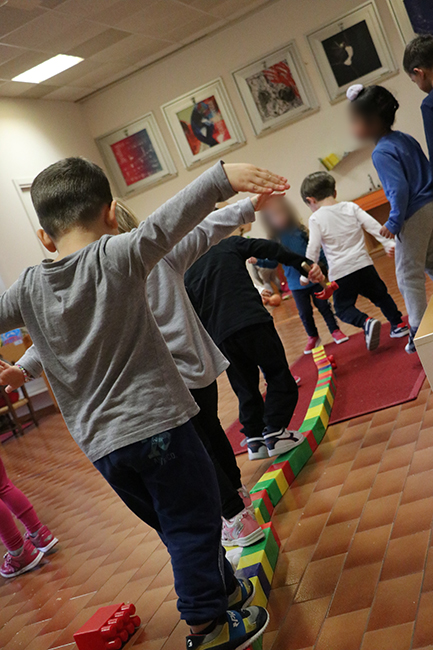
[[349, 108, 380, 141], [262, 197, 293, 231], [409, 69, 432, 94]]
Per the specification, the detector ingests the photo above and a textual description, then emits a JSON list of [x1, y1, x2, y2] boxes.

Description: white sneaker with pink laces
[[222, 508, 265, 547]]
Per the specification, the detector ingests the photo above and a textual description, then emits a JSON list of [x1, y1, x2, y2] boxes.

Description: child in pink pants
[[0, 456, 57, 578]]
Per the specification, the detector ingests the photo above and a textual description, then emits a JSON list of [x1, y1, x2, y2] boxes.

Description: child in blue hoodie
[[260, 195, 348, 353]]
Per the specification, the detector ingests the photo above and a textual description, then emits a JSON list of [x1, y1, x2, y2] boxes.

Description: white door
[[13, 179, 57, 260]]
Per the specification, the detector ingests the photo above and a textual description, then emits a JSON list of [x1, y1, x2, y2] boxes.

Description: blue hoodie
[[279, 229, 327, 291]]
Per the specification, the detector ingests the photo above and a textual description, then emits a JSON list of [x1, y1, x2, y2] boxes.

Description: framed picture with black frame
[[232, 41, 319, 136], [307, 2, 397, 103]]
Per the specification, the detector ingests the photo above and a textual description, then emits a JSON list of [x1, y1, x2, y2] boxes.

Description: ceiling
[[0, 0, 272, 102]]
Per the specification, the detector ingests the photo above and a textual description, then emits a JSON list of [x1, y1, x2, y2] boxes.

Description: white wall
[[82, 0, 425, 238], [0, 98, 103, 287]]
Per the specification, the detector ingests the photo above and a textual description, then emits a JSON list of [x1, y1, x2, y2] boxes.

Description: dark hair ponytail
[[350, 85, 399, 129]]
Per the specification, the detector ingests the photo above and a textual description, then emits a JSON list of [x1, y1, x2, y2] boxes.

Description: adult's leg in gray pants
[[395, 201, 433, 331]]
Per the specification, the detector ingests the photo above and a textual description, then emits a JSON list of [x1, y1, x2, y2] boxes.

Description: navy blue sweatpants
[[94, 421, 237, 625]]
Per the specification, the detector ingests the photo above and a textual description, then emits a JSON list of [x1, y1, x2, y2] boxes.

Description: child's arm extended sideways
[[0, 345, 42, 393], [353, 204, 395, 254], [107, 162, 289, 278]]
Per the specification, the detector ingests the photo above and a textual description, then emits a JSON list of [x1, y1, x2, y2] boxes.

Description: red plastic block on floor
[[74, 602, 141, 650]]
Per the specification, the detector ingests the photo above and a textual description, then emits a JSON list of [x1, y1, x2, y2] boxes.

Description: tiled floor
[[1, 255, 433, 650]]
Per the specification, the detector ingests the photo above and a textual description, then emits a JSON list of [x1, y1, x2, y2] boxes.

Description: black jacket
[[185, 236, 308, 345]]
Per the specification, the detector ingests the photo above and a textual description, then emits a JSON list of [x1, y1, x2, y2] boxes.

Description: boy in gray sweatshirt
[[0, 156, 288, 650]]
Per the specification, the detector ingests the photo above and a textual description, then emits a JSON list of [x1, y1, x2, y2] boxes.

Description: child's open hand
[[380, 225, 395, 239], [0, 360, 26, 393], [223, 163, 290, 194]]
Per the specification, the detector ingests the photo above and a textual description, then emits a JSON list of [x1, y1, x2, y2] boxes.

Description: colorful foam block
[[74, 603, 140, 650]]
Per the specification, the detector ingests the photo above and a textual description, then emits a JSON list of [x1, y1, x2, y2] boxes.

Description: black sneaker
[[186, 607, 269, 650], [227, 578, 255, 610], [364, 318, 381, 351], [405, 330, 417, 354], [390, 322, 410, 338]]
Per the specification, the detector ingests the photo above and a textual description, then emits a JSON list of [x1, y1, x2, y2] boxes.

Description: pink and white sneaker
[[25, 525, 58, 553], [304, 336, 321, 354], [0, 539, 44, 578], [238, 485, 253, 511], [222, 508, 265, 547], [332, 329, 349, 344]]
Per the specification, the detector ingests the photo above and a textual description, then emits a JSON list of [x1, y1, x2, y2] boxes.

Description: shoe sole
[[333, 336, 349, 344], [242, 583, 256, 608], [0, 550, 44, 579], [390, 331, 409, 338], [266, 434, 305, 458], [222, 527, 265, 548], [248, 450, 269, 461], [366, 320, 381, 351], [236, 609, 270, 650], [36, 537, 59, 554]]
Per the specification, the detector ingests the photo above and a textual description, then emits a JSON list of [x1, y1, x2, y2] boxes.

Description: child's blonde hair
[[115, 199, 140, 234]]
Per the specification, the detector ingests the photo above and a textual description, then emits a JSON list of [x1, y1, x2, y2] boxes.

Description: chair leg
[[3, 394, 24, 436], [21, 386, 39, 428]]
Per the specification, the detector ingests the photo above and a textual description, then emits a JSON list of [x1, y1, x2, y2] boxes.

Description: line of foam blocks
[[234, 347, 336, 650]]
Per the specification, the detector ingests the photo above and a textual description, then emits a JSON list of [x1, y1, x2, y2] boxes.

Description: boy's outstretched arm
[[354, 205, 395, 254], [235, 237, 324, 283], [372, 150, 409, 236], [106, 161, 289, 278], [304, 217, 322, 264], [164, 192, 273, 274], [0, 360, 28, 393], [0, 279, 25, 335]]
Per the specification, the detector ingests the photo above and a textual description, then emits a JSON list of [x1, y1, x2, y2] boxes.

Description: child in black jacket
[[185, 236, 323, 460]]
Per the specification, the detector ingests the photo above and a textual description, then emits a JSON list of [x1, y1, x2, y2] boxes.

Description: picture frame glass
[[110, 127, 163, 187]]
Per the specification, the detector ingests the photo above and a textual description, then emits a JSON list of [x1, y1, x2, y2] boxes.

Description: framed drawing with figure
[[96, 112, 177, 197], [308, 2, 397, 102], [233, 42, 318, 136], [162, 79, 245, 169]]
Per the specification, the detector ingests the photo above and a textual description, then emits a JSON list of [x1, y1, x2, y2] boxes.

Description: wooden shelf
[[352, 188, 389, 259], [353, 188, 387, 211]]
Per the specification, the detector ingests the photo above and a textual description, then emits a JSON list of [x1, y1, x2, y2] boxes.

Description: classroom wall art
[[96, 112, 177, 197], [403, 0, 433, 36], [232, 41, 319, 136], [307, 1, 397, 103], [387, 0, 416, 44], [161, 78, 245, 169]]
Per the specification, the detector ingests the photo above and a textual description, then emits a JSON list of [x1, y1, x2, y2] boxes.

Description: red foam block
[[305, 430, 318, 452], [271, 460, 295, 486], [74, 603, 139, 650], [262, 521, 281, 548], [251, 489, 274, 518]]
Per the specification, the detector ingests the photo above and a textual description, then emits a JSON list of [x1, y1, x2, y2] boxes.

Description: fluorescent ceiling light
[[12, 54, 83, 84]]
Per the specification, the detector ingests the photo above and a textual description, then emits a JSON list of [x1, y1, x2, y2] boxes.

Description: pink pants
[[0, 456, 41, 551]]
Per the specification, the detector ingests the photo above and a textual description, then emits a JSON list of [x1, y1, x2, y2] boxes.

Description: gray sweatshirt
[[0, 162, 234, 462], [19, 198, 255, 391]]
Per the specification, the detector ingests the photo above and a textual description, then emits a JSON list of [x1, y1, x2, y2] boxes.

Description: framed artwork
[[387, 0, 416, 44], [396, 0, 433, 38], [161, 78, 245, 169], [307, 2, 397, 103], [232, 42, 318, 136], [96, 112, 177, 197]]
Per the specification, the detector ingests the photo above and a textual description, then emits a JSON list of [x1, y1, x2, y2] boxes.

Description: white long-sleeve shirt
[[305, 201, 395, 282]]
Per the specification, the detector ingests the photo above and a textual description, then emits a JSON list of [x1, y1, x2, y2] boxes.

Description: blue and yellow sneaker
[[228, 578, 255, 610], [186, 607, 269, 650]]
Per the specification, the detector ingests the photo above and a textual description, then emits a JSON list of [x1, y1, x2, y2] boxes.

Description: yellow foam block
[[306, 403, 329, 427], [237, 550, 274, 584], [250, 576, 268, 608], [254, 507, 266, 526], [261, 468, 289, 494]]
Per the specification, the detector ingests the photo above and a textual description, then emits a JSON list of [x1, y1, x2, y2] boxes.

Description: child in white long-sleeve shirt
[[301, 171, 409, 351]]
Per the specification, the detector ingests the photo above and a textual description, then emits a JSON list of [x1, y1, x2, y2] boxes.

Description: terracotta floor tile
[[276, 547, 316, 586], [379, 443, 416, 473], [381, 531, 430, 580], [329, 563, 382, 616], [266, 585, 297, 632], [314, 462, 353, 492], [358, 494, 400, 531], [422, 409, 433, 429], [389, 423, 423, 448], [370, 405, 401, 427], [361, 622, 414, 650], [362, 423, 394, 448], [401, 470, 433, 504], [272, 509, 302, 543], [327, 490, 369, 525], [351, 443, 387, 470], [140, 599, 179, 640], [369, 466, 408, 500], [326, 441, 362, 467], [422, 547, 433, 592], [340, 466, 379, 496], [368, 572, 423, 630], [410, 447, 433, 475], [263, 630, 279, 650], [315, 608, 369, 650], [339, 422, 370, 444], [284, 513, 329, 552], [278, 483, 315, 512], [395, 405, 426, 429], [313, 520, 358, 560], [416, 427, 433, 450], [272, 596, 332, 650], [392, 498, 433, 538], [294, 554, 345, 602], [301, 485, 342, 518], [413, 591, 433, 648], [345, 524, 392, 568]]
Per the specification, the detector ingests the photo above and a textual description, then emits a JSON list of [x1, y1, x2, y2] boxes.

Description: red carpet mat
[[226, 320, 425, 455]]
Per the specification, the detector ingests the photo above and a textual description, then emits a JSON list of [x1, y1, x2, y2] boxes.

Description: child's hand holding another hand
[[223, 163, 290, 194], [0, 360, 26, 393], [247, 257, 258, 265], [380, 225, 395, 239], [308, 263, 325, 284]]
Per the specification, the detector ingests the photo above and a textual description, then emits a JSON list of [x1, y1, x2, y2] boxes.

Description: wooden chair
[[0, 385, 38, 437]]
